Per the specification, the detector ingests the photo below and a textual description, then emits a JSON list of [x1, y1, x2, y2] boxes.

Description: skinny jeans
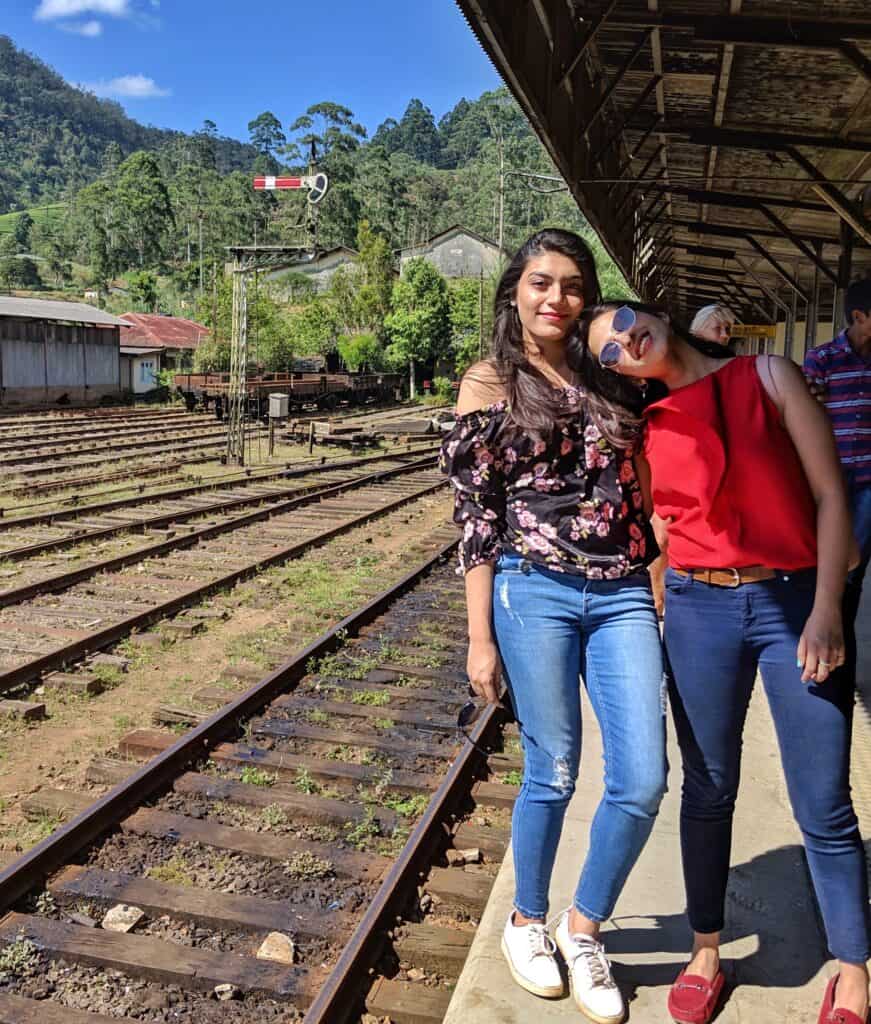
[[664, 567, 871, 963], [843, 471, 871, 692], [492, 552, 667, 922]]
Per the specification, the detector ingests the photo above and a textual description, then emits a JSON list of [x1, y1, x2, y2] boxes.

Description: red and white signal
[[253, 172, 329, 204]]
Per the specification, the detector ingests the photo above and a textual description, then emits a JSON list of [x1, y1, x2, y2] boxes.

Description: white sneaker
[[500, 911, 564, 998], [554, 911, 625, 1024]]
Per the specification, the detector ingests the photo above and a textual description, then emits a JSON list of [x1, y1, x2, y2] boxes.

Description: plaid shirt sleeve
[[802, 347, 825, 380]]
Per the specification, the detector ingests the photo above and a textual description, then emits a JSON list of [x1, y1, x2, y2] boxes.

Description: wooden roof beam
[[606, 115, 663, 198], [670, 219, 842, 249], [647, 1, 674, 231], [757, 207, 838, 284], [734, 255, 792, 314], [745, 236, 809, 301], [556, 0, 618, 93], [652, 183, 828, 213], [640, 124, 871, 154], [583, 29, 652, 141], [604, 12, 871, 45], [674, 264, 769, 292], [598, 74, 662, 161], [677, 242, 737, 260], [839, 41, 871, 85], [786, 147, 871, 246], [626, 143, 667, 200], [673, 217, 838, 276]]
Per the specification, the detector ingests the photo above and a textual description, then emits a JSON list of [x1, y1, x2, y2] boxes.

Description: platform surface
[[444, 587, 871, 1023]]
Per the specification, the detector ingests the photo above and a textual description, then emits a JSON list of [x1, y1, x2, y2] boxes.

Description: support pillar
[[804, 244, 821, 354], [785, 285, 798, 362], [832, 220, 855, 336]]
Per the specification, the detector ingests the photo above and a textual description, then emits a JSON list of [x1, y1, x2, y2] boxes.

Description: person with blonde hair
[[690, 304, 735, 347]]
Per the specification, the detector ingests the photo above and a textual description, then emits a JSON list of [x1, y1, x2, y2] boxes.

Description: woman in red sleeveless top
[[577, 302, 869, 1024]]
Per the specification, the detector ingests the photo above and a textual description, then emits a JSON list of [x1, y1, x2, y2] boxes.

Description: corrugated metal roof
[[120, 313, 209, 350], [0, 296, 130, 327], [120, 346, 160, 356]]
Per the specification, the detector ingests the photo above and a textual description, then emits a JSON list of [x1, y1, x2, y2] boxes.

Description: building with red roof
[[118, 313, 209, 393]]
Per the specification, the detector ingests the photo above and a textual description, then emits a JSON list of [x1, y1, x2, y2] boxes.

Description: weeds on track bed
[[283, 851, 333, 879], [239, 765, 276, 787]]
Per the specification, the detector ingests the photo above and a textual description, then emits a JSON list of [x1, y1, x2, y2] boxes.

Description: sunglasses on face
[[598, 305, 636, 370]]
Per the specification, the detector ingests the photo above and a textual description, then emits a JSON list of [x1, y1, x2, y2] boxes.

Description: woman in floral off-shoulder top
[[439, 229, 666, 1023]]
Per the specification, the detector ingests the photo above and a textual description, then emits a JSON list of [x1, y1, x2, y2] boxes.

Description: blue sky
[[6, 1, 501, 141]]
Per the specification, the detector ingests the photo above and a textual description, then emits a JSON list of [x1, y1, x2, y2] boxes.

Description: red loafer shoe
[[667, 968, 725, 1024], [818, 974, 869, 1024]]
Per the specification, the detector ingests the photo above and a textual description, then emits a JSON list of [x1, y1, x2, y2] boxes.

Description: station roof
[[455, 1, 871, 341], [0, 296, 130, 327], [119, 313, 209, 350]]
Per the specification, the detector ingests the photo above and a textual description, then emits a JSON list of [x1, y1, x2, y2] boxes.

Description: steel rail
[[0, 410, 201, 435], [0, 536, 459, 914], [303, 700, 499, 1024], [0, 412, 208, 447], [5, 456, 211, 499], [0, 426, 233, 468], [0, 438, 230, 477], [0, 456, 439, 609], [1, 437, 233, 480], [0, 469, 446, 692], [0, 446, 439, 557], [0, 420, 215, 454]]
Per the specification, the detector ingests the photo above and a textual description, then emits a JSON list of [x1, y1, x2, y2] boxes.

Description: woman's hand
[[467, 637, 502, 703], [797, 602, 845, 684]]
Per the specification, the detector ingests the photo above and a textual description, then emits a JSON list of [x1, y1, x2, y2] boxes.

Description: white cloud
[[58, 18, 103, 35], [83, 73, 171, 98], [35, 0, 130, 19]]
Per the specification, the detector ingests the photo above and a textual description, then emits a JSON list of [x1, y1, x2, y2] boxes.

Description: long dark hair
[[574, 300, 734, 420], [479, 229, 605, 441]]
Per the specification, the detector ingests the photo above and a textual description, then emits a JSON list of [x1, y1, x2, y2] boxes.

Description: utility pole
[[198, 212, 204, 297], [478, 268, 485, 360], [496, 127, 505, 256]]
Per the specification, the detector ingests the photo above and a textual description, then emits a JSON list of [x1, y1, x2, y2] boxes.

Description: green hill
[[0, 35, 257, 213]]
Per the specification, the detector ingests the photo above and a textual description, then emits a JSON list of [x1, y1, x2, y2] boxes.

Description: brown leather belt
[[673, 566, 777, 588]]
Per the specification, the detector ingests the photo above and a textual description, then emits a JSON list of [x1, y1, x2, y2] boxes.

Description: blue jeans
[[492, 552, 667, 921], [844, 473, 871, 690], [664, 567, 871, 963]]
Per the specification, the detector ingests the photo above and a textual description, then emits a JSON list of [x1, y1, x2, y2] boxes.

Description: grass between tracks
[[0, 489, 454, 855]]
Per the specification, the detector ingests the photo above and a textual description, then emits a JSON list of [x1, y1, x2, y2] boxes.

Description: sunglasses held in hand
[[457, 685, 484, 731]]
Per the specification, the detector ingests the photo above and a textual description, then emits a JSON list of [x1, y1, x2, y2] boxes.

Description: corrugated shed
[[0, 297, 130, 327]]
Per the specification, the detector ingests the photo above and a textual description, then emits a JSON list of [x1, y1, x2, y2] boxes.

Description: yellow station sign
[[732, 323, 777, 339]]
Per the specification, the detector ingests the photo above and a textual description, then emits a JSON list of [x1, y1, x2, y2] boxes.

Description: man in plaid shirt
[[804, 277, 871, 688]]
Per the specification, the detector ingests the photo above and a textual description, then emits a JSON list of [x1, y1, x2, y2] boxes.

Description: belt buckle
[[725, 568, 741, 588]]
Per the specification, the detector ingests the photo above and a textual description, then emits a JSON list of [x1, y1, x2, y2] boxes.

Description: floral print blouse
[[439, 387, 656, 578]]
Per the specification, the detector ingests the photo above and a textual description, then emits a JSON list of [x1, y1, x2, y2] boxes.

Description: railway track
[[0, 411, 207, 447], [0, 430, 241, 479], [0, 406, 188, 428], [1, 404, 430, 488], [5, 457, 214, 500], [0, 445, 439, 542], [0, 457, 444, 693], [0, 530, 517, 1024]]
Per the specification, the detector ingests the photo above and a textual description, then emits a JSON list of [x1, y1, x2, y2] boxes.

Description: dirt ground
[[0, 491, 455, 855]]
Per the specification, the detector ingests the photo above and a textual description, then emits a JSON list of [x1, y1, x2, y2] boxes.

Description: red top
[[644, 356, 818, 570]]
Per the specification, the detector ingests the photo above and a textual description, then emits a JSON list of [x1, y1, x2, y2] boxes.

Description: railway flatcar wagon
[[173, 371, 404, 417]]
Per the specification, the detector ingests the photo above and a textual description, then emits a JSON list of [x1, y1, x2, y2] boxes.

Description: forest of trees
[[0, 35, 633, 381]]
